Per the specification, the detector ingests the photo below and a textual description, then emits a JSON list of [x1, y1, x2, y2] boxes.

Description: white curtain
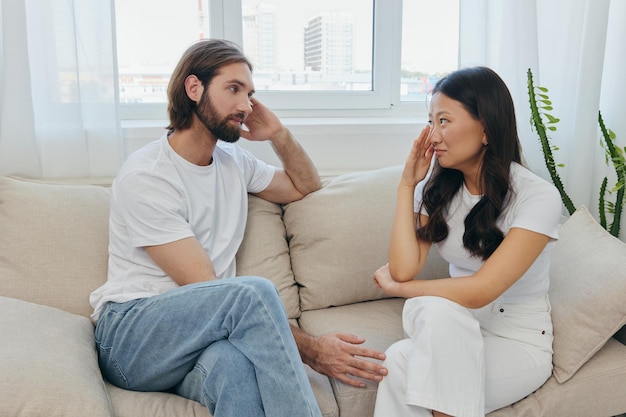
[[2, 0, 624, 237], [0, 0, 122, 179], [459, 0, 625, 239]]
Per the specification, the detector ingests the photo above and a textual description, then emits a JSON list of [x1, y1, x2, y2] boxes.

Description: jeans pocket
[[484, 296, 553, 350]]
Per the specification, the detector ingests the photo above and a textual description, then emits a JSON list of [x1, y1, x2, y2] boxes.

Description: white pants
[[374, 295, 553, 417]]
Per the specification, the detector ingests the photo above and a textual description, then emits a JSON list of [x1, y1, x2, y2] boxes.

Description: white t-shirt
[[414, 162, 562, 304], [89, 135, 275, 321]]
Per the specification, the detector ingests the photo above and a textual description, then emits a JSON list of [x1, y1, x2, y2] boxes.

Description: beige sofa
[[1, 165, 626, 417]]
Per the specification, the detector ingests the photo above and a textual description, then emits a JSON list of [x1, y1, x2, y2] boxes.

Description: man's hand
[[243, 97, 322, 203], [240, 97, 283, 142], [293, 327, 388, 388]]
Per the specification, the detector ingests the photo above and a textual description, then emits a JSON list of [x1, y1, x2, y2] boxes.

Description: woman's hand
[[400, 125, 434, 188], [373, 263, 401, 296]]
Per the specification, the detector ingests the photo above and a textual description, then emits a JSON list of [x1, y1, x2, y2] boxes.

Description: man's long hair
[[417, 66, 522, 260], [166, 39, 252, 131]]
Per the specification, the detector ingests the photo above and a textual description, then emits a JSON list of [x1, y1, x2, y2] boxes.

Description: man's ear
[[184, 75, 203, 103]]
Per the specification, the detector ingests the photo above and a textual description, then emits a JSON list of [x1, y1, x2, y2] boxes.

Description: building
[[242, 3, 278, 73], [303, 11, 355, 76]]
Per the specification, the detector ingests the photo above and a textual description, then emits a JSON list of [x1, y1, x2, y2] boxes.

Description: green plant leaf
[[527, 68, 575, 215], [545, 114, 560, 124]]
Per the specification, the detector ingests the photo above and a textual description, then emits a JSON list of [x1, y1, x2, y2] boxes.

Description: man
[[89, 39, 386, 417]]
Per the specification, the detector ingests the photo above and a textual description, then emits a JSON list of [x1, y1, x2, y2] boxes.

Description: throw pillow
[[549, 206, 626, 383], [0, 296, 112, 417]]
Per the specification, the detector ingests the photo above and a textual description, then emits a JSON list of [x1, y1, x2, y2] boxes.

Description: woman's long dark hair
[[417, 67, 522, 259]]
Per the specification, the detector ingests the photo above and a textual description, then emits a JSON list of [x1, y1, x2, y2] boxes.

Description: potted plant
[[527, 68, 625, 238]]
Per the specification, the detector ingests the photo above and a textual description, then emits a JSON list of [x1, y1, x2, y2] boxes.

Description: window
[[115, 0, 209, 105], [400, 0, 459, 102], [115, 0, 459, 120], [242, 0, 372, 93]]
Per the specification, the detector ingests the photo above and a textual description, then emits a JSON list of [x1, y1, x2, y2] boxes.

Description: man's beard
[[195, 90, 243, 143]]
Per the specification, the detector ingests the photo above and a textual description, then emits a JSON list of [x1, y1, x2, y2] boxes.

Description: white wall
[[122, 117, 425, 176]]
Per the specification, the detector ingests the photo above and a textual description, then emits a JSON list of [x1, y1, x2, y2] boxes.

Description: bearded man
[[89, 39, 386, 417]]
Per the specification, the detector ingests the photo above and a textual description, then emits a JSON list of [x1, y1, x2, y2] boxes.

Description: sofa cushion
[[284, 166, 449, 311], [548, 205, 626, 383], [298, 298, 405, 417], [0, 296, 112, 417], [105, 382, 212, 417], [236, 195, 300, 319], [489, 338, 626, 417], [0, 176, 110, 317], [106, 364, 339, 417]]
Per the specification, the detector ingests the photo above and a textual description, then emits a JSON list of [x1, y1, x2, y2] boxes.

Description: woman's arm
[[387, 199, 432, 281], [387, 125, 435, 282], [376, 227, 551, 308]]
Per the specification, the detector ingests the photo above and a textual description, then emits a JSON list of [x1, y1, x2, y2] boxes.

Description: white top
[[414, 162, 562, 303], [89, 135, 275, 321]]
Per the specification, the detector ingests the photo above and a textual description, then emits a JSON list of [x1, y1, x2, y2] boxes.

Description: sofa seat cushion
[[0, 296, 112, 417], [106, 382, 211, 417], [0, 176, 110, 317], [106, 364, 338, 417], [284, 166, 449, 312], [489, 337, 626, 417], [298, 298, 406, 417], [548, 206, 626, 383]]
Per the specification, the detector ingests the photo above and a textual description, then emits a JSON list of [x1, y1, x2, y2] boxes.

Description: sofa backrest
[[236, 195, 301, 320], [0, 166, 451, 320], [283, 165, 449, 312], [0, 177, 110, 318], [0, 175, 302, 321]]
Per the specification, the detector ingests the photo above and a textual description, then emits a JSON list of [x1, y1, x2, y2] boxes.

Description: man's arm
[[145, 237, 216, 286], [290, 325, 388, 388], [255, 130, 321, 204], [240, 98, 322, 204]]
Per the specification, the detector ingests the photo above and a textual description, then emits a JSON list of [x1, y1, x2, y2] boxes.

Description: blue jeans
[[94, 276, 322, 417]]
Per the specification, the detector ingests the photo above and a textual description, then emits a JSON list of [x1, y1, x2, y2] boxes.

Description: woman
[[373, 67, 562, 417]]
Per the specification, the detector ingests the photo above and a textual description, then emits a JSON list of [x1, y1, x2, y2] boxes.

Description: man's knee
[[232, 276, 281, 302]]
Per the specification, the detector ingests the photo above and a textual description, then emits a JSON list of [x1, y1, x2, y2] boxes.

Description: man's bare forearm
[[270, 128, 322, 196]]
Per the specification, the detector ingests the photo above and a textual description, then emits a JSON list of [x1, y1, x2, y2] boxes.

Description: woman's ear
[[184, 75, 203, 103]]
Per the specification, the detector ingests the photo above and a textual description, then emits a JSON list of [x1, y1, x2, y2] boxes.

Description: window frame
[[118, 0, 431, 121]]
